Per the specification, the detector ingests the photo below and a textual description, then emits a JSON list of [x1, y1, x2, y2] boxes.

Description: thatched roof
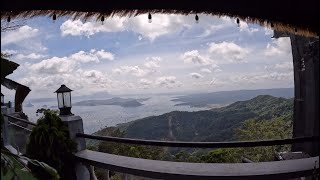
[[1, 57, 19, 79], [1, 0, 319, 37]]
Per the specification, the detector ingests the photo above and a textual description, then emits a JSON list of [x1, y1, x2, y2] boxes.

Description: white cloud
[[83, 70, 104, 78], [209, 78, 226, 87], [1, 26, 39, 46], [29, 56, 74, 74], [156, 76, 181, 88], [19, 68, 115, 95], [274, 62, 293, 71], [239, 21, 259, 34], [265, 37, 291, 57], [199, 24, 226, 37], [2, 49, 17, 55], [265, 62, 293, 72], [60, 18, 126, 37], [14, 53, 46, 61], [139, 79, 153, 89], [210, 64, 223, 72], [112, 68, 122, 75], [144, 57, 161, 68], [70, 49, 114, 62], [190, 72, 203, 79], [59, 15, 242, 41], [113, 66, 148, 77], [92, 49, 115, 60], [140, 79, 152, 86], [70, 51, 99, 63], [182, 50, 211, 65], [29, 49, 114, 74], [264, 27, 274, 36], [230, 72, 293, 85], [80, 69, 114, 88], [265, 72, 293, 81], [60, 14, 194, 41], [125, 14, 189, 41], [200, 68, 212, 73], [208, 41, 250, 63]]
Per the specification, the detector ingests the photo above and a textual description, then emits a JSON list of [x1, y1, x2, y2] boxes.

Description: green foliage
[[1, 113, 59, 180], [98, 127, 165, 160], [97, 127, 166, 179], [199, 148, 241, 163], [36, 108, 59, 115], [1, 149, 60, 180], [94, 95, 294, 165], [173, 151, 200, 162], [26, 109, 77, 180], [124, 95, 293, 142], [234, 117, 292, 162]]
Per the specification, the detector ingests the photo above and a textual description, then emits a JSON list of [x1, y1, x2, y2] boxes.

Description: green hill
[[122, 95, 293, 142]]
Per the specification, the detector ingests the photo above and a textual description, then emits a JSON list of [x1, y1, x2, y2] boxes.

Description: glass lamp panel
[[63, 92, 71, 107], [57, 93, 64, 108]]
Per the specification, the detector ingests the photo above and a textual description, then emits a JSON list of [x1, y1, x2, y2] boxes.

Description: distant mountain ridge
[[120, 95, 293, 142], [172, 88, 294, 107], [73, 97, 149, 107]]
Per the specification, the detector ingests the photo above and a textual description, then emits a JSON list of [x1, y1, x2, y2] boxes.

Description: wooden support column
[[289, 35, 319, 156], [273, 31, 319, 156]]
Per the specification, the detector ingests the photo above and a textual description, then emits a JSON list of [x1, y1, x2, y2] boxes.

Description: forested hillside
[[123, 95, 293, 142], [91, 95, 293, 179]]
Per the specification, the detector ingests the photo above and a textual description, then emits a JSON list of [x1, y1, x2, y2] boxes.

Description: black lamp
[[54, 84, 73, 116]]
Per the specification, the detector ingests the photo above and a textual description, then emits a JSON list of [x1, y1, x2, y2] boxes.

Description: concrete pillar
[[59, 115, 90, 180], [59, 115, 86, 151]]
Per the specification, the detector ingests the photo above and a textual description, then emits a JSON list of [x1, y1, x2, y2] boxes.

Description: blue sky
[[1, 14, 293, 99]]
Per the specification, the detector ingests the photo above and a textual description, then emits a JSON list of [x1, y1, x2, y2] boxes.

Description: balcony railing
[[76, 133, 319, 148], [2, 113, 319, 179]]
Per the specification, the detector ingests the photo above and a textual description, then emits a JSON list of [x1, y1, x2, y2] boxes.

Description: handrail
[[3, 114, 36, 126], [76, 133, 319, 148], [8, 121, 33, 132], [75, 150, 320, 180]]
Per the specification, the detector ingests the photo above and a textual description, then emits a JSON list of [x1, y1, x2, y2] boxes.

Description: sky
[[1, 14, 294, 100]]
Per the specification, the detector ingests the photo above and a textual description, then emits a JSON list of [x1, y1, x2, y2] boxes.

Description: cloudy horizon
[[1, 14, 294, 100]]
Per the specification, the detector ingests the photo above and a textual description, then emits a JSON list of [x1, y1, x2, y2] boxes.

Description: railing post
[[1, 106, 10, 146], [59, 114, 91, 180]]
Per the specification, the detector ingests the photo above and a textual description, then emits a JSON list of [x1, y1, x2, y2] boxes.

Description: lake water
[[23, 95, 208, 134]]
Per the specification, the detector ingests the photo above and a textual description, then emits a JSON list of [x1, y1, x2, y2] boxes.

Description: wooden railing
[[2, 113, 319, 179], [75, 150, 319, 180], [3, 114, 36, 126], [76, 133, 319, 148], [76, 133, 319, 179]]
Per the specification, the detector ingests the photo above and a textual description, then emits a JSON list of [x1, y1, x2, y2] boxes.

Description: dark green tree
[[26, 109, 77, 180], [234, 117, 292, 162], [199, 148, 241, 163], [96, 127, 166, 179]]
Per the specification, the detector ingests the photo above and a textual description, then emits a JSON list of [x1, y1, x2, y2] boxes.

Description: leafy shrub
[[26, 109, 77, 180]]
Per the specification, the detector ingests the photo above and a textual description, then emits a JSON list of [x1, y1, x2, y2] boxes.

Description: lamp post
[[54, 84, 73, 116], [1, 93, 4, 106]]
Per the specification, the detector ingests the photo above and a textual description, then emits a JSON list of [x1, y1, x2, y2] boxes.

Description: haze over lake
[[23, 94, 208, 134], [21, 88, 293, 134]]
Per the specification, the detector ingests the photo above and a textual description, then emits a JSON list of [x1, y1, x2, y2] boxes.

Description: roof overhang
[[1, 0, 319, 37]]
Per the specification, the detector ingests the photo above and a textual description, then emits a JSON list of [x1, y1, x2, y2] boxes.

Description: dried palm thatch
[[1, 57, 19, 79], [1, 0, 319, 37]]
